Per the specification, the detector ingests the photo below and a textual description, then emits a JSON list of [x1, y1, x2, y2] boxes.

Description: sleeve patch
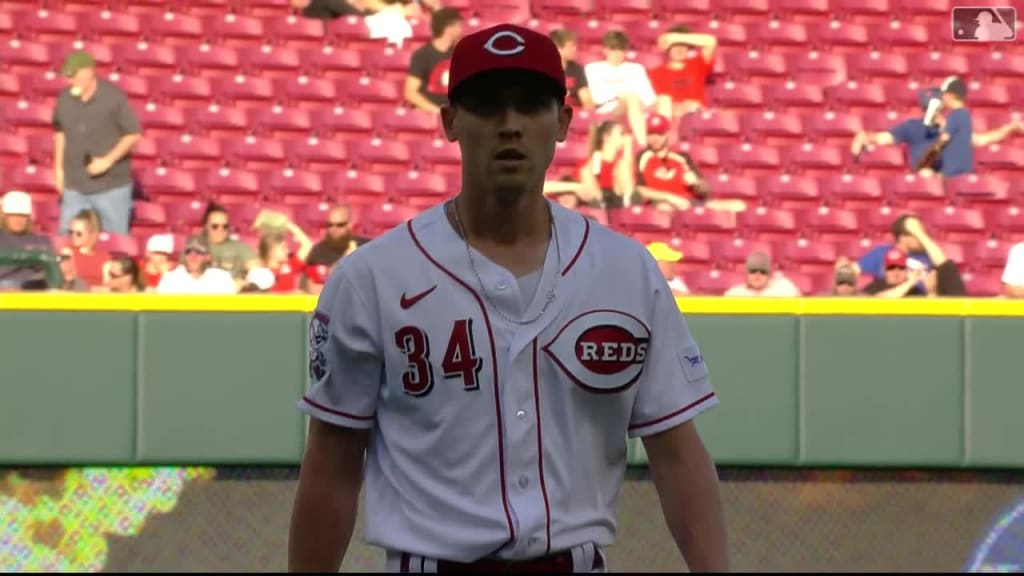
[[678, 344, 708, 383], [309, 311, 330, 382]]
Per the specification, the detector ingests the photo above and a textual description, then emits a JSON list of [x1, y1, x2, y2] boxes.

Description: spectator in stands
[[584, 31, 657, 146], [0, 191, 55, 291], [53, 50, 142, 236], [856, 214, 933, 280], [577, 120, 635, 208], [832, 264, 860, 296], [648, 25, 717, 119], [634, 113, 713, 211], [56, 247, 89, 292], [549, 29, 594, 110], [251, 212, 314, 294], [142, 233, 175, 291], [303, 263, 333, 296], [189, 203, 258, 285], [157, 236, 237, 295], [724, 251, 801, 297], [305, 204, 366, 268], [241, 268, 275, 293], [97, 257, 144, 293], [863, 227, 966, 297], [292, 0, 438, 19], [647, 241, 690, 296], [851, 86, 1022, 176], [405, 8, 463, 113], [927, 76, 974, 178], [67, 209, 111, 288], [1002, 241, 1024, 298]]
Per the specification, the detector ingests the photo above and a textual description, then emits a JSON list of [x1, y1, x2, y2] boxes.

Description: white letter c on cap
[[483, 30, 526, 56]]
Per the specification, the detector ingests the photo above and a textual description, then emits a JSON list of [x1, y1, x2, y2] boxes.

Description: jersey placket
[[473, 256, 551, 559]]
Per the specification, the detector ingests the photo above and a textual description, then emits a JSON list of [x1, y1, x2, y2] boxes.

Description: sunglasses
[[747, 268, 770, 275], [836, 280, 856, 287], [184, 248, 208, 256], [69, 230, 86, 238], [326, 221, 349, 229], [207, 223, 229, 230]]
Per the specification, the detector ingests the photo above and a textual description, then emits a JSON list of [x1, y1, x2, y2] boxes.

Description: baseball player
[[288, 23, 729, 574]]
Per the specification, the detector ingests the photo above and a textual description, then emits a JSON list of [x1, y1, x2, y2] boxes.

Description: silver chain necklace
[[448, 198, 560, 326]]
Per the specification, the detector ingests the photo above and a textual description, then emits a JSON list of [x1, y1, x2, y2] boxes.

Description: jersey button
[[516, 410, 527, 420], [517, 475, 529, 489]]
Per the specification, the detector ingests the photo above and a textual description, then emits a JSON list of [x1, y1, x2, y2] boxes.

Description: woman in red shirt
[[256, 216, 314, 294], [576, 120, 635, 209]]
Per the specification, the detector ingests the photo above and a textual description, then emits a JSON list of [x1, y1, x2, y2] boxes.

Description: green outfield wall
[[1, 294, 1022, 468]]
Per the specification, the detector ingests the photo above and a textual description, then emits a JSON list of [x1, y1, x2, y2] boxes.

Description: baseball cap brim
[[449, 68, 566, 106]]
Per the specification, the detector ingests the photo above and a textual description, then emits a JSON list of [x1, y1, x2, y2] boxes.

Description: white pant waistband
[[386, 542, 607, 573]]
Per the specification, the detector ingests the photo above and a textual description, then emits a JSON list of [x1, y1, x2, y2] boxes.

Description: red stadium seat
[[978, 51, 1024, 81], [678, 143, 720, 169], [15, 9, 81, 42], [362, 202, 422, 236], [655, 0, 711, 18], [225, 136, 288, 169], [375, 108, 441, 141], [250, 106, 314, 137], [162, 134, 224, 169], [990, 206, 1024, 239], [551, 141, 590, 175], [330, 170, 388, 206], [803, 111, 864, 143], [724, 50, 789, 79], [132, 137, 161, 167], [3, 100, 54, 132], [161, 198, 209, 232], [720, 143, 782, 173], [827, 81, 888, 109], [389, 171, 452, 207], [737, 207, 798, 239], [275, 75, 339, 109], [348, 138, 412, 173], [922, 206, 986, 241], [946, 174, 1012, 204], [743, 111, 804, 143], [962, 273, 1003, 297], [808, 21, 869, 51], [712, 238, 775, 266], [975, 146, 1024, 172], [142, 12, 205, 45], [343, 77, 403, 109], [773, 0, 829, 20], [785, 51, 848, 86], [130, 201, 168, 235], [686, 269, 745, 296], [265, 169, 325, 204], [83, 10, 143, 42], [883, 81, 927, 110], [666, 237, 712, 271], [968, 83, 1012, 109], [757, 174, 820, 209], [0, 11, 13, 35], [707, 82, 764, 108], [0, 40, 55, 73], [267, 14, 327, 48], [187, 104, 250, 137], [177, 44, 241, 76], [362, 45, 416, 81], [137, 166, 199, 202], [135, 103, 188, 135], [749, 20, 808, 50], [846, 52, 910, 80], [301, 45, 364, 80], [311, 107, 376, 139], [965, 238, 1014, 271], [203, 167, 262, 204], [204, 14, 265, 47], [763, 81, 826, 110], [783, 143, 846, 175], [324, 15, 373, 47], [26, 134, 53, 165], [874, 21, 930, 49], [891, 0, 951, 21], [833, 0, 891, 21], [706, 174, 759, 202], [411, 139, 462, 174], [680, 110, 742, 143], [775, 237, 837, 269], [292, 202, 333, 232], [855, 146, 907, 173], [702, 21, 748, 46], [673, 206, 738, 237], [907, 52, 971, 81], [597, 0, 654, 22], [532, 0, 593, 19], [802, 206, 861, 239], [153, 74, 214, 103], [884, 174, 947, 210], [859, 204, 903, 236], [0, 71, 21, 101], [119, 42, 180, 75], [98, 233, 140, 258], [288, 135, 348, 169], [107, 73, 154, 101], [241, 45, 303, 77], [608, 205, 674, 236], [5, 165, 57, 202], [211, 75, 277, 108], [0, 133, 28, 166]]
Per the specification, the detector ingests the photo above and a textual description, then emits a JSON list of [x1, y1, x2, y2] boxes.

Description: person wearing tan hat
[[52, 49, 142, 236], [648, 24, 717, 119], [724, 250, 801, 297], [156, 235, 237, 295], [0, 190, 56, 290], [647, 241, 690, 296]]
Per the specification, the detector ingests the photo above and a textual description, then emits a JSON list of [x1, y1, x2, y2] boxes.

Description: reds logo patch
[[309, 311, 330, 382], [543, 310, 651, 393]]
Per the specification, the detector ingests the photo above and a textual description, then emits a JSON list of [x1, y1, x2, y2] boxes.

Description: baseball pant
[[386, 542, 608, 573]]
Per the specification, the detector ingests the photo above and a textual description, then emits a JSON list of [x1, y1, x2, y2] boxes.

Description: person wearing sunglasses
[[184, 203, 258, 285], [306, 204, 367, 269], [157, 236, 237, 295], [67, 209, 111, 288]]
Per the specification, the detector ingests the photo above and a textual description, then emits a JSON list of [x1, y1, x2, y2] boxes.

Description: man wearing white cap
[[142, 233, 175, 291], [0, 191, 55, 290]]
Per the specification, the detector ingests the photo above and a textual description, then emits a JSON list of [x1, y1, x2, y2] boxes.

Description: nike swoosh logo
[[400, 285, 438, 310]]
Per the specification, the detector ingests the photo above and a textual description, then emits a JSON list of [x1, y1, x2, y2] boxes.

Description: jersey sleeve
[[628, 260, 718, 438], [888, 119, 913, 144], [298, 266, 382, 430]]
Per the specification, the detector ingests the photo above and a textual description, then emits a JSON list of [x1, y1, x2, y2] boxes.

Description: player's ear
[[556, 103, 573, 143], [440, 104, 458, 143]]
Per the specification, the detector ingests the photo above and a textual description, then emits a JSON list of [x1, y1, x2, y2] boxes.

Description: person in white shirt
[[156, 236, 237, 295], [1002, 242, 1024, 298], [647, 241, 690, 296], [724, 251, 801, 297], [584, 30, 657, 147]]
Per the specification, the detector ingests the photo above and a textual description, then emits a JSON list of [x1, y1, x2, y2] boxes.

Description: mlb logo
[[951, 6, 1017, 42]]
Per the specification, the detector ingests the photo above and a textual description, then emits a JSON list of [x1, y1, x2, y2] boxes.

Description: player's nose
[[494, 107, 527, 140]]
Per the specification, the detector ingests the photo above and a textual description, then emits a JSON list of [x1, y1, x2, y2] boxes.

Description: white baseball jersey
[[299, 200, 718, 563]]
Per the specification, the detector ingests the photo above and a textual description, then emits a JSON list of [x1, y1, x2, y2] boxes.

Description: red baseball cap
[[884, 248, 907, 268], [447, 23, 566, 100], [646, 113, 671, 135]]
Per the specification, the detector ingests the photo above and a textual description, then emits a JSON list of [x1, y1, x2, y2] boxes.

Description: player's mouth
[[494, 148, 528, 168]]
